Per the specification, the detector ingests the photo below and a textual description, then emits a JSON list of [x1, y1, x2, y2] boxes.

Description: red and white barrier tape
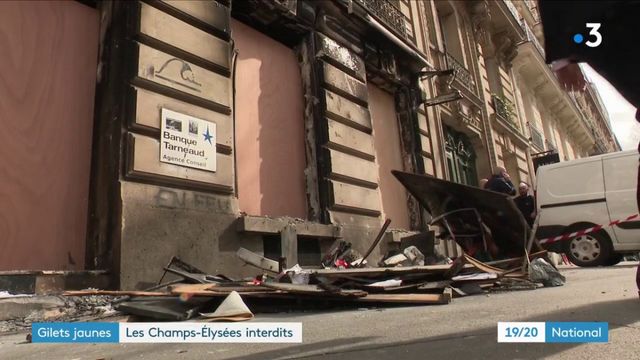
[[538, 213, 640, 245]]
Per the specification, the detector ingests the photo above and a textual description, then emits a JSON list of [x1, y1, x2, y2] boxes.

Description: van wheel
[[566, 232, 611, 267], [604, 253, 623, 266]]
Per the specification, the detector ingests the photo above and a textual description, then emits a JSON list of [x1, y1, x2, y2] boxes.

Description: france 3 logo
[[572, 23, 602, 47]]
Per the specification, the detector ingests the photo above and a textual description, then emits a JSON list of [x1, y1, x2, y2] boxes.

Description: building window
[[435, 1, 465, 65], [445, 127, 478, 186]]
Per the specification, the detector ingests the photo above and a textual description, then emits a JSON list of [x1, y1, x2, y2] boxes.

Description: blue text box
[[32, 322, 119, 343], [545, 322, 608, 343]]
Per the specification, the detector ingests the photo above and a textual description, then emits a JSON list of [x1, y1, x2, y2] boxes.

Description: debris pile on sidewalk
[[60, 246, 554, 322], [57, 171, 564, 322], [0, 293, 119, 334]]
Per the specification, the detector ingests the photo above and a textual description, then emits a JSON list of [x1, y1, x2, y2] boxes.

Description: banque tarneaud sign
[[160, 108, 216, 172]]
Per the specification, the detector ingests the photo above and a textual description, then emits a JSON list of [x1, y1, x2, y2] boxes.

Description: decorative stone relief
[[494, 33, 518, 67], [469, 0, 492, 52]]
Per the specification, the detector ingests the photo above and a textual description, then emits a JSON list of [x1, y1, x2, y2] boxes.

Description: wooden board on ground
[[311, 264, 474, 278], [261, 283, 367, 297], [462, 254, 505, 274], [63, 290, 171, 297], [170, 283, 274, 296], [236, 247, 279, 273], [354, 288, 452, 304]]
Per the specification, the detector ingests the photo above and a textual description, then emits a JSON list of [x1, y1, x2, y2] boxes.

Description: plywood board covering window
[[0, 1, 99, 270], [232, 19, 307, 218], [368, 84, 411, 230]]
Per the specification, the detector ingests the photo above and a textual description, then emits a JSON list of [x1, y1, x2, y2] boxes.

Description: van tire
[[565, 231, 612, 267]]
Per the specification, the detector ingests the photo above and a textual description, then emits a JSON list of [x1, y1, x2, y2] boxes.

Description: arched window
[[445, 127, 478, 186]]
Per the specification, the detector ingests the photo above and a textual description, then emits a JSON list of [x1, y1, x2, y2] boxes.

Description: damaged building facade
[[0, 0, 619, 290]]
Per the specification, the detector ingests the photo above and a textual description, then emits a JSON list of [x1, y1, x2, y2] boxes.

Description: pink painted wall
[[232, 19, 307, 219], [0, 1, 98, 270], [369, 84, 412, 230]]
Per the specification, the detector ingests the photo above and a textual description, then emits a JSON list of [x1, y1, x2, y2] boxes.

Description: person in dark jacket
[[514, 182, 536, 227], [485, 167, 516, 196]]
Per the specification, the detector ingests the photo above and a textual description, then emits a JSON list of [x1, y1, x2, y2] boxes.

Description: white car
[[536, 150, 639, 266]]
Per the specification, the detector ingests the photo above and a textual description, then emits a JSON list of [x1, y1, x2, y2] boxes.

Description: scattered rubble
[[51, 245, 554, 324], [1, 294, 120, 334], [3, 171, 566, 326]]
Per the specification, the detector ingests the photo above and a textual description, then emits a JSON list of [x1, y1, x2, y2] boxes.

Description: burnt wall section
[[102, 0, 434, 286], [313, 32, 383, 223], [125, 0, 234, 192], [118, 182, 260, 290], [117, 0, 240, 288]]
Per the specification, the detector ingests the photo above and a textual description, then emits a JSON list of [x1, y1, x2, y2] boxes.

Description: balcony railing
[[354, 0, 407, 40], [524, 22, 544, 57], [530, 126, 544, 150], [492, 94, 520, 131], [594, 139, 608, 154], [446, 53, 475, 93], [568, 90, 599, 138]]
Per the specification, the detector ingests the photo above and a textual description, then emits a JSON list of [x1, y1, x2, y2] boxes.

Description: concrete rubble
[[1, 294, 119, 334]]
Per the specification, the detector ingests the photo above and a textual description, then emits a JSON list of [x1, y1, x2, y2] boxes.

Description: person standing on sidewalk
[[514, 182, 536, 227], [485, 167, 516, 196]]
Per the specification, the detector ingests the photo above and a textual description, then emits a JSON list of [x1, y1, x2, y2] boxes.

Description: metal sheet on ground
[[392, 171, 528, 258]]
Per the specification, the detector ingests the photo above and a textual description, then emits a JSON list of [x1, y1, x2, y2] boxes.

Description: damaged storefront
[[1, 1, 614, 294], [84, 0, 450, 290]]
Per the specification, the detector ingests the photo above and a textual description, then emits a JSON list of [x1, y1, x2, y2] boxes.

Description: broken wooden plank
[[354, 288, 452, 304], [63, 290, 170, 297], [462, 254, 505, 274], [452, 273, 498, 281], [310, 263, 474, 277], [261, 283, 367, 297], [371, 281, 449, 293], [236, 247, 279, 273], [171, 283, 274, 296]]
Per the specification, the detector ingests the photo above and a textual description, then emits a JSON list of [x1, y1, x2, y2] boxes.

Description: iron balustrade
[[354, 0, 408, 40], [530, 126, 544, 150], [492, 94, 520, 131], [446, 52, 475, 93], [524, 22, 544, 56]]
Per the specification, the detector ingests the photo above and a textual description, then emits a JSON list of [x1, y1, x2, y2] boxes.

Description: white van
[[535, 149, 639, 267]]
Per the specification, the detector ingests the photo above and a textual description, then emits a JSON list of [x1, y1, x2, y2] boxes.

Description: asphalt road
[[1, 264, 639, 360]]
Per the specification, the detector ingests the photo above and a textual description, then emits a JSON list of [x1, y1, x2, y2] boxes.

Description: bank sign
[[160, 108, 216, 172]]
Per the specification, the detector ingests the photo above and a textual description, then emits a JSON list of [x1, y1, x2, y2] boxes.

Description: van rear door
[[603, 151, 640, 244]]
